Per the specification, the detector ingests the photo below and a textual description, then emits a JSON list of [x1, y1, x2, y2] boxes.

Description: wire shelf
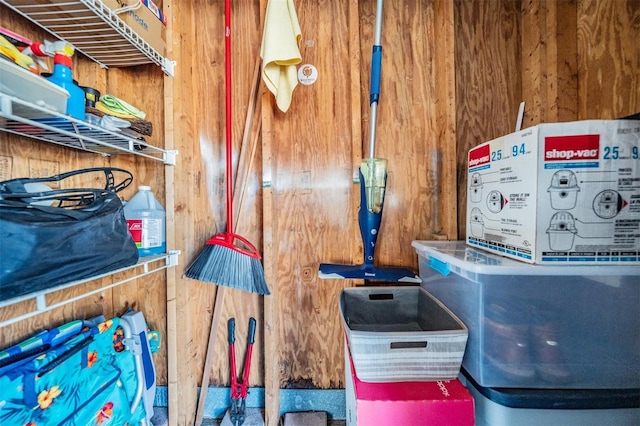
[[0, 251, 180, 328], [0, 0, 175, 75], [0, 93, 177, 164]]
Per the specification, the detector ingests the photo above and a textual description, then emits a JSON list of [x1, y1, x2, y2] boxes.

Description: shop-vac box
[[466, 119, 640, 264]]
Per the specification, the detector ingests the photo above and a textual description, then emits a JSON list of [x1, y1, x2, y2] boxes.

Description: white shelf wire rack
[[0, 0, 175, 75], [0, 93, 178, 164], [0, 251, 180, 328]]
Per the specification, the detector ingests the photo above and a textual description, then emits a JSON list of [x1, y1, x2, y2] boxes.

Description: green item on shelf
[[99, 94, 146, 119]]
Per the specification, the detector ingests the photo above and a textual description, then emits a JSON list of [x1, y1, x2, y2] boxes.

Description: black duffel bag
[[0, 167, 139, 302]]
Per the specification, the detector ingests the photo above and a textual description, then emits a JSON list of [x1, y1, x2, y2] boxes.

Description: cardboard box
[[101, 0, 166, 56], [345, 340, 475, 426], [467, 119, 640, 264]]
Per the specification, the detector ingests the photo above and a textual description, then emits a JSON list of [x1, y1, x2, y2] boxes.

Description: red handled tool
[[228, 317, 256, 426]]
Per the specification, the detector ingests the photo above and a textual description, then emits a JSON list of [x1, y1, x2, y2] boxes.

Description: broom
[[185, 0, 269, 296], [193, 54, 263, 426]]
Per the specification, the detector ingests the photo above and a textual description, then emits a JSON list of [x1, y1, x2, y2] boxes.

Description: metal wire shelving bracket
[[0, 250, 180, 328], [0, 93, 178, 165], [0, 0, 175, 76]]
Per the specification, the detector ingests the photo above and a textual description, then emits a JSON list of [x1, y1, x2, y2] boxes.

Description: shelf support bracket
[[164, 150, 179, 166], [163, 59, 177, 77]]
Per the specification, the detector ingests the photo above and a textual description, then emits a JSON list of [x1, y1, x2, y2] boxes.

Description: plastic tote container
[[340, 286, 468, 382], [0, 59, 69, 113], [460, 369, 640, 426], [412, 240, 640, 389], [124, 186, 166, 257]]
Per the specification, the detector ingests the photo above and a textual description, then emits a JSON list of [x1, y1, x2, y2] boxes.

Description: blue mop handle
[[367, 0, 384, 159], [369, 46, 382, 106]]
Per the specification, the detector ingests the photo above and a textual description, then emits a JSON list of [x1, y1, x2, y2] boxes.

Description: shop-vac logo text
[[468, 145, 491, 169], [544, 134, 600, 161]]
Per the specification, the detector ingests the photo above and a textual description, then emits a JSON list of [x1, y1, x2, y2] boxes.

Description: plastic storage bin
[[460, 369, 640, 426], [340, 286, 468, 382], [0, 59, 69, 113], [412, 240, 640, 389]]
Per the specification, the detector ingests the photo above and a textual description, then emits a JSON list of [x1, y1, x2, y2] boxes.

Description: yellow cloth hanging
[[260, 0, 302, 113]]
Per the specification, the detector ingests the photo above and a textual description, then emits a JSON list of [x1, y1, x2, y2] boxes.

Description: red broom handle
[[225, 0, 233, 234]]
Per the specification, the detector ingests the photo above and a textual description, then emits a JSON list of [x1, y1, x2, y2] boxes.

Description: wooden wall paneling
[[162, 0, 180, 423], [348, 0, 364, 267], [577, 0, 640, 119], [167, 0, 200, 422], [262, 66, 278, 426], [432, 0, 458, 240], [272, 0, 353, 386], [521, 0, 578, 126], [453, 0, 522, 239], [263, 0, 355, 422], [260, 5, 278, 424], [360, 0, 448, 263]]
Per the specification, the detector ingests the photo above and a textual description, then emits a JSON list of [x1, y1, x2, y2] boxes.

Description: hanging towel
[[99, 94, 146, 119], [260, 0, 302, 113]]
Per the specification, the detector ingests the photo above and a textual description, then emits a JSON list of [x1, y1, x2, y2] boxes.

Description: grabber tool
[[228, 317, 256, 426]]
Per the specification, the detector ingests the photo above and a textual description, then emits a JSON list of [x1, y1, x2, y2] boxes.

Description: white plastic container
[[124, 186, 166, 257], [0, 59, 69, 113]]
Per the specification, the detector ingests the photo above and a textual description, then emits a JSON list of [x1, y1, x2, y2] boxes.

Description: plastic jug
[[124, 186, 166, 256], [45, 53, 85, 120]]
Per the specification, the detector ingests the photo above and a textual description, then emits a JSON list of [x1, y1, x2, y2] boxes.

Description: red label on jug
[[127, 219, 143, 247]]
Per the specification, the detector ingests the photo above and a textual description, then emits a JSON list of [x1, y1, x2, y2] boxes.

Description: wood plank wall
[[454, 0, 522, 239], [1, 1, 638, 425]]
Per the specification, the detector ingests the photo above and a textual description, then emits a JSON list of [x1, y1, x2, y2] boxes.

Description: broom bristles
[[185, 244, 270, 295]]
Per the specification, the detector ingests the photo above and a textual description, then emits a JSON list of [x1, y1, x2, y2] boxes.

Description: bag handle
[[0, 167, 133, 196], [0, 192, 118, 220]]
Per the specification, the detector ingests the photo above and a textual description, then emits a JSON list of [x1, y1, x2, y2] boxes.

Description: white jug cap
[[139, 185, 151, 191]]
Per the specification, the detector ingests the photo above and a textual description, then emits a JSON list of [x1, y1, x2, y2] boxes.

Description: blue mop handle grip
[[369, 45, 382, 105]]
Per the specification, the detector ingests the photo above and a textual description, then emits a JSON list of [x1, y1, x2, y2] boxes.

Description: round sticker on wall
[[298, 64, 318, 85]]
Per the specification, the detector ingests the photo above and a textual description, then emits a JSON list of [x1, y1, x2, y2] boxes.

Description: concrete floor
[[151, 408, 346, 426]]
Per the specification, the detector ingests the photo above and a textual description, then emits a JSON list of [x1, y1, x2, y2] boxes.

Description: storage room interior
[[0, 0, 638, 425]]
